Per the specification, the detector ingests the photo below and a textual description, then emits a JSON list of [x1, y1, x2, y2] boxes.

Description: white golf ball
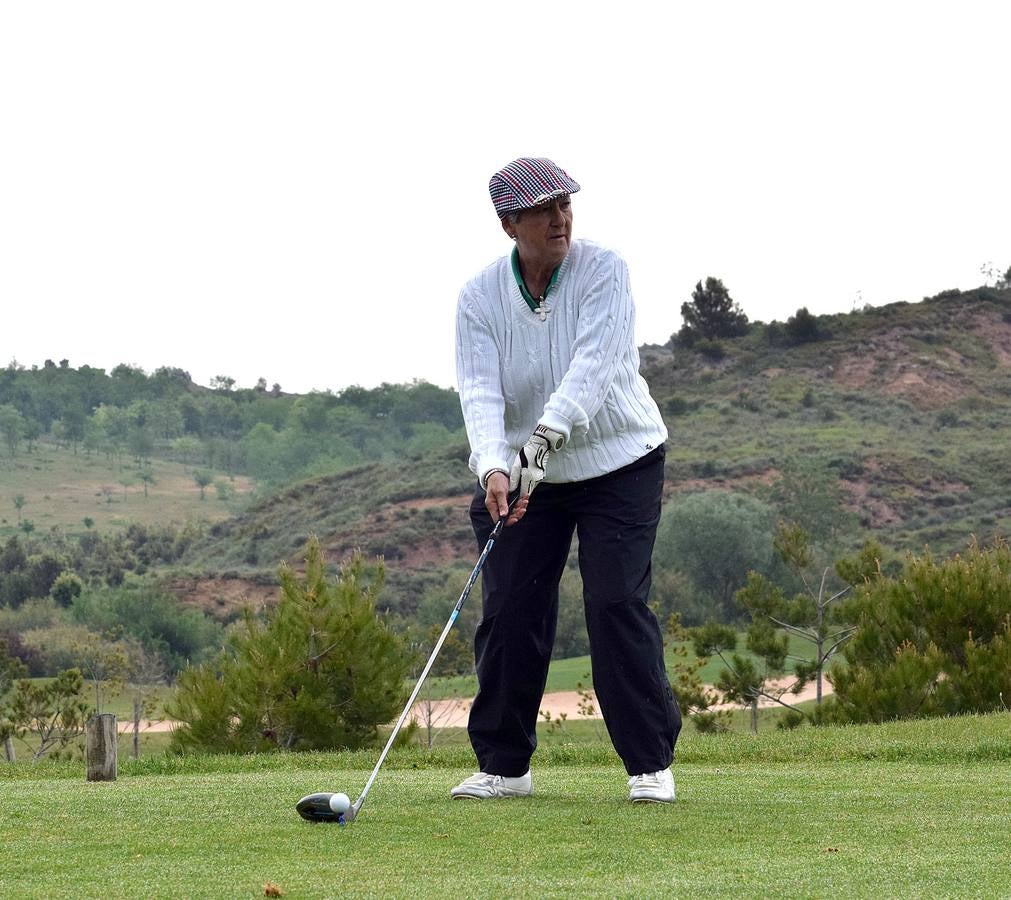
[[329, 793, 351, 814]]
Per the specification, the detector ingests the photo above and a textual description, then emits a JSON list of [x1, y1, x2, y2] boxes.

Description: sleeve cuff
[[479, 467, 509, 489]]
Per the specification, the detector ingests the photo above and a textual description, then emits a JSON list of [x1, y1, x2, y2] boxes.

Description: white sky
[[2, 1, 1009, 395]]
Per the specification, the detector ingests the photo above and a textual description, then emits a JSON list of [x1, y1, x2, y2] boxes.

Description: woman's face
[[506, 196, 573, 268]]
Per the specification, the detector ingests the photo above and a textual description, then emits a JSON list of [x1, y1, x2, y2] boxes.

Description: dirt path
[[128, 677, 834, 734], [117, 719, 176, 734], [409, 676, 834, 729]]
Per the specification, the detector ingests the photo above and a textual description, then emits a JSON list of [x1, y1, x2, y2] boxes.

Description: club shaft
[[352, 516, 505, 816]]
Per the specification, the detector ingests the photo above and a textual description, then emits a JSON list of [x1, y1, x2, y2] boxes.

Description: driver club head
[[295, 792, 357, 825]]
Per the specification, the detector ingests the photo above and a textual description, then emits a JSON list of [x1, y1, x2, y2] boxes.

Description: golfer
[[453, 158, 681, 804]]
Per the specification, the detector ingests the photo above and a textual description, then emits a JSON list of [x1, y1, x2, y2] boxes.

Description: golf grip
[[352, 510, 509, 816]]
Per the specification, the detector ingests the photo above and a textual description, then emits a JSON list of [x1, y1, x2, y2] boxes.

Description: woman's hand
[[485, 471, 528, 526]]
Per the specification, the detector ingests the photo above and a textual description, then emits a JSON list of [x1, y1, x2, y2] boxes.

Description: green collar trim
[[511, 246, 562, 314]]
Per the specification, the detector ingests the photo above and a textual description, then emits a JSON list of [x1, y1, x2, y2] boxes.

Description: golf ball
[[329, 793, 351, 815]]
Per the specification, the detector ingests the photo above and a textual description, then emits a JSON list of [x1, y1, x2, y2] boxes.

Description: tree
[[50, 571, 84, 607], [138, 468, 155, 498], [655, 491, 776, 621], [824, 538, 1011, 724], [193, 469, 213, 500], [69, 583, 222, 676], [13, 494, 25, 523], [663, 613, 729, 733], [166, 539, 413, 753], [768, 457, 856, 551], [735, 522, 875, 716], [2, 668, 91, 761], [60, 409, 86, 454], [125, 640, 167, 759], [679, 277, 749, 343], [23, 418, 41, 454], [0, 404, 26, 458], [785, 307, 822, 343], [0, 639, 28, 761], [73, 632, 130, 714], [127, 425, 154, 462], [118, 474, 136, 502], [690, 620, 787, 733], [172, 436, 202, 465], [209, 375, 236, 392]]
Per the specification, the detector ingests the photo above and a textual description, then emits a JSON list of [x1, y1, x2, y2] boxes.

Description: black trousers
[[467, 446, 681, 777]]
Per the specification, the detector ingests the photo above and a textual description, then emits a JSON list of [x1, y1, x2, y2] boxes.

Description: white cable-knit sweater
[[455, 238, 669, 484]]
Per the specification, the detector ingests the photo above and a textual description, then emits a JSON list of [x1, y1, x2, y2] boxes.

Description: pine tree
[[168, 538, 413, 753], [679, 277, 750, 342], [825, 538, 1011, 723]]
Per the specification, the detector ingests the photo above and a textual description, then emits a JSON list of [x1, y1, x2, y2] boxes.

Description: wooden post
[[86, 713, 117, 782], [132, 697, 141, 760], [3, 735, 15, 763]]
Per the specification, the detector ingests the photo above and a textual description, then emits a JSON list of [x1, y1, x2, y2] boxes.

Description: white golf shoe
[[450, 770, 533, 799], [628, 767, 676, 803]]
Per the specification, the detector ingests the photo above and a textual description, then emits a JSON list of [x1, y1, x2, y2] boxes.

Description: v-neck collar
[[511, 246, 562, 314]]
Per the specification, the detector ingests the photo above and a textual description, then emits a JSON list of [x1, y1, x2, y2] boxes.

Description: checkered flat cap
[[489, 157, 581, 219]]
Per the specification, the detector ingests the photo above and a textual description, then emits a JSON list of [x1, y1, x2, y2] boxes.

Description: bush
[[167, 539, 413, 753], [664, 396, 691, 417], [696, 340, 725, 361], [824, 539, 1011, 723], [50, 571, 84, 607], [655, 491, 777, 622], [785, 307, 822, 344], [70, 584, 222, 674]]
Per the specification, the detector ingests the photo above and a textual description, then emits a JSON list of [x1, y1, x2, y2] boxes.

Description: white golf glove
[[509, 424, 565, 498]]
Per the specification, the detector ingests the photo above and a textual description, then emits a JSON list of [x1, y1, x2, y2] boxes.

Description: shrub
[[824, 539, 1011, 723], [696, 339, 725, 361], [50, 571, 84, 607], [785, 307, 821, 343], [167, 540, 413, 753], [70, 584, 222, 674], [655, 491, 777, 622], [664, 396, 691, 417]]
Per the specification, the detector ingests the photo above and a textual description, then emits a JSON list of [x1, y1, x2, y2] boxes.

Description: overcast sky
[[2, 2, 1009, 395]]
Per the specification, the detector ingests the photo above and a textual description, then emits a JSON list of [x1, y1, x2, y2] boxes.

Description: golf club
[[296, 503, 513, 824]]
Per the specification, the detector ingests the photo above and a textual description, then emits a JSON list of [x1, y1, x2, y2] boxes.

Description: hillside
[[173, 445, 479, 619], [169, 285, 1011, 619], [641, 285, 1011, 549]]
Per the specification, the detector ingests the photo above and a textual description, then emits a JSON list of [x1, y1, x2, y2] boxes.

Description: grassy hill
[[0, 444, 252, 538], [642, 285, 1011, 551], [164, 286, 1011, 619]]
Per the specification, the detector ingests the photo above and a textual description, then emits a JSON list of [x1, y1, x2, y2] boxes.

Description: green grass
[[0, 441, 251, 536], [1, 715, 1007, 897], [422, 631, 813, 700]]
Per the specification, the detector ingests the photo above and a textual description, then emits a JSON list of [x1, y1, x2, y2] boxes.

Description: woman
[[453, 157, 681, 803]]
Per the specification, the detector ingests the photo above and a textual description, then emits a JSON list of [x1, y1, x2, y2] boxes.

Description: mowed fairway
[[1, 715, 1008, 898]]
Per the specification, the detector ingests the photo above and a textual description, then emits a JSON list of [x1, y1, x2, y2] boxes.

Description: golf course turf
[[1, 714, 1008, 898]]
